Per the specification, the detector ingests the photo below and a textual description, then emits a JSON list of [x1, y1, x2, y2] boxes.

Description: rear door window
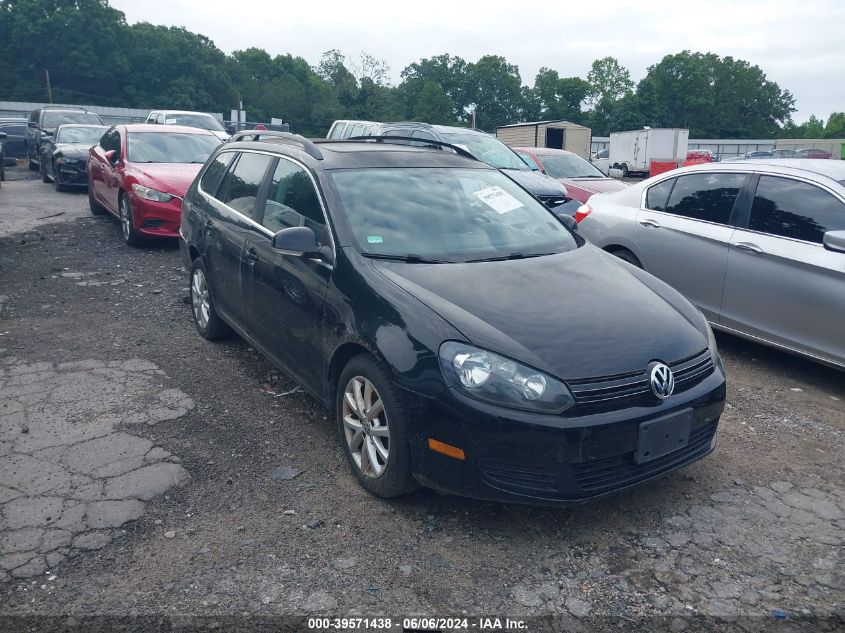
[[749, 176, 845, 244], [261, 158, 326, 243], [663, 173, 747, 224], [645, 178, 675, 211], [217, 152, 274, 219]]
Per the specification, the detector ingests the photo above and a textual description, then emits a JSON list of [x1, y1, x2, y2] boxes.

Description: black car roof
[[224, 139, 491, 171]]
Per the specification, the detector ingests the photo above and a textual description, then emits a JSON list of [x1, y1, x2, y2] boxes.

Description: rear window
[[42, 111, 101, 128], [646, 178, 675, 211], [663, 173, 747, 224]]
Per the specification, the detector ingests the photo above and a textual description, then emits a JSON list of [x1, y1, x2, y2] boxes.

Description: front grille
[[567, 349, 714, 409], [537, 195, 568, 208], [573, 422, 717, 494]]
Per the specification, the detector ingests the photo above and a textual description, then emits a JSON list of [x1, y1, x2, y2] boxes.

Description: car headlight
[[438, 341, 574, 413], [705, 320, 720, 363], [132, 183, 174, 202]]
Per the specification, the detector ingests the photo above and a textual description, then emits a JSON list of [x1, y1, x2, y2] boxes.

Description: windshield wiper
[[464, 252, 555, 263], [361, 253, 452, 264]]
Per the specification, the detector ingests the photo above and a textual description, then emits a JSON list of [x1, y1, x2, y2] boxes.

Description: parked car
[[326, 120, 382, 139], [87, 124, 221, 245], [26, 106, 103, 171], [795, 148, 832, 159], [513, 147, 628, 203], [179, 132, 726, 504], [576, 160, 845, 369], [683, 150, 717, 166], [145, 110, 229, 142], [0, 118, 27, 163], [0, 131, 6, 185], [744, 150, 773, 159], [39, 124, 107, 191], [361, 122, 569, 207], [771, 148, 797, 159], [591, 148, 611, 175]]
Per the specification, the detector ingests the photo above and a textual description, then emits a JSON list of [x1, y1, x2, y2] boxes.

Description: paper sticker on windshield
[[473, 186, 524, 214], [367, 235, 384, 244]]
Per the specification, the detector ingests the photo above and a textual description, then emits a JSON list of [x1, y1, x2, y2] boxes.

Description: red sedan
[[87, 124, 221, 245], [513, 147, 628, 203]]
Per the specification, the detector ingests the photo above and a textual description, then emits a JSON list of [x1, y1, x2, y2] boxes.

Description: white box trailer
[[609, 128, 689, 177]]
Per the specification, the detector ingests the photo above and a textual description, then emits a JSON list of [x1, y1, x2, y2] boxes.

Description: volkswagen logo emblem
[[649, 362, 675, 400]]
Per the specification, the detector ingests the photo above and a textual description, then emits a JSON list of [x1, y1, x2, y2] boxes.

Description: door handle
[[639, 218, 661, 228], [246, 247, 259, 263], [734, 242, 763, 254], [204, 220, 214, 232]]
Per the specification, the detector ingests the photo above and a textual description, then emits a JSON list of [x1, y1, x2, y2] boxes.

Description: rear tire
[[611, 248, 643, 268], [336, 354, 419, 498], [28, 152, 37, 171], [621, 164, 629, 178], [40, 159, 50, 183], [189, 257, 231, 340]]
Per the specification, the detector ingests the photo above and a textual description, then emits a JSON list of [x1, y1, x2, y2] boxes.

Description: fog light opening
[[428, 438, 465, 461]]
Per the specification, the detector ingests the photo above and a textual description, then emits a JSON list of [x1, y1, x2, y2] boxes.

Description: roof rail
[[227, 130, 323, 160], [337, 135, 479, 162]]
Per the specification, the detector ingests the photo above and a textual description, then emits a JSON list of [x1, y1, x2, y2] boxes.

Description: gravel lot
[[0, 166, 843, 631]]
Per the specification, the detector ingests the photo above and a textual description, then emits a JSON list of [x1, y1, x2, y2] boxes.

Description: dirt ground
[[0, 166, 843, 632]]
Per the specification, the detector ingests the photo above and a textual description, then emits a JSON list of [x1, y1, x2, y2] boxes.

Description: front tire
[[189, 258, 231, 340], [40, 158, 50, 183], [53, 163, 65, 192], [118, 195, 143, 246], [336, 354, 419, 498], [88, 186, 106, 215]]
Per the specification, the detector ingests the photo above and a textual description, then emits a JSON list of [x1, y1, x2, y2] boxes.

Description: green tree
[[824, 112, 845, 138], [398, 54, 470, 122], [586, 57, 634, 107], [466, 55, 523, 130], [412, 81, 454, 124], [531, 68, 589, 122], [637, 51, 794, 137]]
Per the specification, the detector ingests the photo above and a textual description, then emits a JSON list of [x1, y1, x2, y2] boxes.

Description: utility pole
[[44, 69, 53, 104], [471, 106, 476, 130]]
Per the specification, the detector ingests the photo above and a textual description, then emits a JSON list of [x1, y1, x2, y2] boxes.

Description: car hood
[[211, 130, 229, 141], [503, 168, 569, 198], [55, 143, 96, 158], [560, 177, 628, 203], [127, 163, 203, 197], [372, 245, 708, 380]]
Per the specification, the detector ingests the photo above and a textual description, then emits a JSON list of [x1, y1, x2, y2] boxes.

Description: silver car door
[[720, 174, 845, 366], [634, 172, 747, 322]]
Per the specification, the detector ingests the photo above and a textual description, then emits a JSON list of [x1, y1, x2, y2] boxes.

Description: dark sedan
[[180, 133, 726, 505], [40, 124, 107, 191]]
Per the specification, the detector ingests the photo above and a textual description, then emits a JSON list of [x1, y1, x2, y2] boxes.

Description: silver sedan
[[576, 159, 845, 369]]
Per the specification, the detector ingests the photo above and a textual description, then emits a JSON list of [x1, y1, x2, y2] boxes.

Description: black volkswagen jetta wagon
[[179, 131, 726, 505]]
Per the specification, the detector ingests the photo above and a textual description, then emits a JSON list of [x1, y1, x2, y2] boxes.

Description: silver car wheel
[[119, 198, 131, 241], [191, 268, 210, 329], [342, 376, 389, 478]]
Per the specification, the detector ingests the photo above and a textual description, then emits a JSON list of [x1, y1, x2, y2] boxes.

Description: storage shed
[[496, 120, 592, 158]]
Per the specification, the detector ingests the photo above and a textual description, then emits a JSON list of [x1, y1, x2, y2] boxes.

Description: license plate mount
[[635, 409, 693, 464]]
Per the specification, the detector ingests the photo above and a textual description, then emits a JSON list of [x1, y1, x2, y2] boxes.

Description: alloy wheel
[[119, 199, 131, 241], [191, 268, 211, 330], [342, 376, 389, 478]]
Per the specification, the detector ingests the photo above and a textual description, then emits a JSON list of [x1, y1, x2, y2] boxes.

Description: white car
[[145, 110, 229, 142]]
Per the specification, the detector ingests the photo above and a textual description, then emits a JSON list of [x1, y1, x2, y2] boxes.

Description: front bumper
[[55, 161, 90, 187], [128, 193, 182, 239], [406, 361, 726, 505]]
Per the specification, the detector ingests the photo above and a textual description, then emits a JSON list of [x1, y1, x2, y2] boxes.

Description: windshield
[[163, 113, 224, 132], [437, 130, 528, 171], [127, 132, 220, 163], [56, 126, 106, 145], [538, 153, 604, 179], [331, 167, 578, 262], [43, 111, 101, 128]]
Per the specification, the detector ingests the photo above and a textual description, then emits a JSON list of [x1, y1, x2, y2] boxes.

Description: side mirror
[[104, 149, 117, 163], [28, 121, 37, 128], [822, 230, 845, 253], [272, 226, 321, 258], [551, 202, 580, 231], [225, 124, 236, 135]]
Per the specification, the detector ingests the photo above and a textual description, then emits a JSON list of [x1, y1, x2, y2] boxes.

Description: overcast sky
[[111, 0, 842, 124]]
